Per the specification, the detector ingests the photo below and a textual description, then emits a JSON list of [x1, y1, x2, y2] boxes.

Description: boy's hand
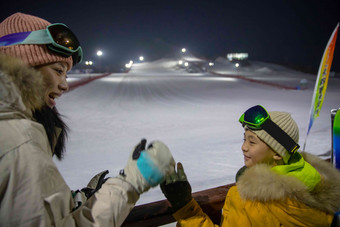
[[160, 162, 192, 212]]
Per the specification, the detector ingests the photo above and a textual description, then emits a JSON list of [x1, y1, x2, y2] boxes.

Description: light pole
[[96, 50, 103, 72]]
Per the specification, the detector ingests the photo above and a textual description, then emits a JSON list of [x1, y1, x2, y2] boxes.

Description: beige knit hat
[[0, 12, 73, 71], [250, 111, 299, 163]]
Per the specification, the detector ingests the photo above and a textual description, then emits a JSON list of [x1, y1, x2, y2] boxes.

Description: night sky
[[1, 0, 339, 72]]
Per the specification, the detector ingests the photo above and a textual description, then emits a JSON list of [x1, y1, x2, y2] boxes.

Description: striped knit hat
[[0, 13, 73, 71], [249, 111, 299, 163]]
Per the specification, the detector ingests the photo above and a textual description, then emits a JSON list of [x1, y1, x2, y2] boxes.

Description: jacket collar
[[0, 54, 44, 119], [271, 152, 321, 191], [236, 152, 340, 213]]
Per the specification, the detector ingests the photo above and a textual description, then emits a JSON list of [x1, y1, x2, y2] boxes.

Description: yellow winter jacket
[[173, 152, 340, 226]]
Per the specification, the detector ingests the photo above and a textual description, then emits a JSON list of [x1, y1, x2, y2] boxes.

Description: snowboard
[[333, 109, 340, 170]]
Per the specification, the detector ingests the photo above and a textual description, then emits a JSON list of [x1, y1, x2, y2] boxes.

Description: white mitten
[[118, 139, 175, 194]]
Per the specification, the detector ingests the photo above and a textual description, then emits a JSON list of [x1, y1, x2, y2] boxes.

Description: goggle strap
[[0, 32, 30, 46], [22, 29, 51, 44], [0, 30, 51, 47], [262, 119, 300, 155]]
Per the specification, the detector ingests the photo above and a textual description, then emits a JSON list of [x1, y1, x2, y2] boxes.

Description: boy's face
[[242, 129, 277, 168]]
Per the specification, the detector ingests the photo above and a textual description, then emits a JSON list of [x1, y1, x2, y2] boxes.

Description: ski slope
[[56, 58, 340, 209]]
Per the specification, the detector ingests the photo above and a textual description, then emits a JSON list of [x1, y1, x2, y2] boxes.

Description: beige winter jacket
[[0, 55, 139, 226]]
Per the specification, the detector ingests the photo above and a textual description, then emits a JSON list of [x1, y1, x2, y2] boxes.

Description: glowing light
[[235, 63, 240, 67], [85, 61, 93, 65], [97, 50, 103, 56], [209, 62, 214, 66], [178, 60, 183, 65], [125, 60, 134, 68], [201, 77, 237, 82], [181, 48, 186, 53], [184, 62, 189, 67], [139, 56, 144, 61], [227, 53, 248, 61]]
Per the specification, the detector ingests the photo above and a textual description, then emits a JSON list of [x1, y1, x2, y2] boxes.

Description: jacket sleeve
[[1, 135, 140, 227], [172, 186, 247, 227], [172, 198, 218, 227], [71, 178, 140, 226]]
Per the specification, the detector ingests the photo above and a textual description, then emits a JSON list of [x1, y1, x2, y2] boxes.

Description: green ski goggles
[[239, 105, 300, 154], [0, 23, 83, 65], [239, 105, 270, 130]]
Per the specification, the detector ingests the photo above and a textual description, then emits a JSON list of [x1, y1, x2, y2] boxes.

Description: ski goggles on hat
[[0, 23, 83, 65], [239, 105, 300, 154]]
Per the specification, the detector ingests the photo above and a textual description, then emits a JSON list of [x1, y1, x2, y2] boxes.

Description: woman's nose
[[59, 77, 69, 92]]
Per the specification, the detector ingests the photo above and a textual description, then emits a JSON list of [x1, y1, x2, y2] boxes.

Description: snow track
[[57, 62, 340, 207]]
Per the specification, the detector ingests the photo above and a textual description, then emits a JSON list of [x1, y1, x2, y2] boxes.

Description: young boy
[[161, 105, 340, 226]]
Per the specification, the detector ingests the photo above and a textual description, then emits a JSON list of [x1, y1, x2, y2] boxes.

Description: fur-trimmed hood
[[0, 54, 44, 119], [237, 152, 340, 213]]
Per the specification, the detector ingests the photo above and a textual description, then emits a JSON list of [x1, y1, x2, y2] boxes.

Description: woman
[[0, 12, 175, 226], [161, 105, 340, 226]]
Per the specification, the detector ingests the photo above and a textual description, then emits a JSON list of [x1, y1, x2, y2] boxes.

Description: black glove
[[160, 162, 192, 212], [72, 170, 109, 210], [81, 170, 109, 199]]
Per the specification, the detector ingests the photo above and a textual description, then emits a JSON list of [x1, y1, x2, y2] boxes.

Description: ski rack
[[122, 183, 235, 227]]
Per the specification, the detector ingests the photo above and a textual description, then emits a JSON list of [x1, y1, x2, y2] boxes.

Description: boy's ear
[[273, 153, 283, 160]]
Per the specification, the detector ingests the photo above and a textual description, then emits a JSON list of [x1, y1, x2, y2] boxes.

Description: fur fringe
[[1, 54, 68, 159], [0, 54, 44, 117]]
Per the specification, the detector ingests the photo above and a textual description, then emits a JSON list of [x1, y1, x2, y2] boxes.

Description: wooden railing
[[122, 183, 236, 227]]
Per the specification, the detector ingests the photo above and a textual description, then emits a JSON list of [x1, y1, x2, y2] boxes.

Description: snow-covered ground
[[57, 57, 340, 212]]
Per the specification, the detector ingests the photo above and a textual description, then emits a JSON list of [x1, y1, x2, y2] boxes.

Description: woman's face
[[241, 129, 277, 168], [36, 62, 68, 108]]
